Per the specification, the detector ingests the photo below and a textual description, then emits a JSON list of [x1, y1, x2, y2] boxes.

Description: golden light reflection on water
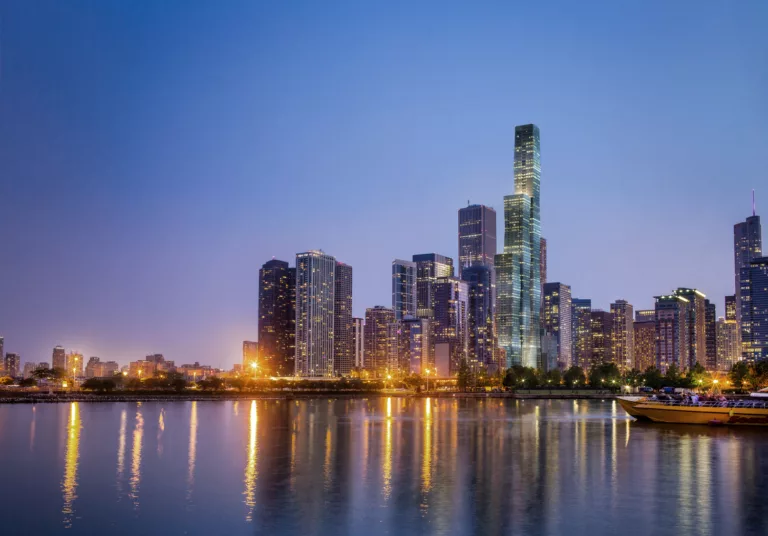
[[421, 398, 433, 496], [116, 408, 127, 496], [61, 402, 81, 528], [244, 400, 258, 521], [383, 397, 393, 500], [323, 425, 332, 488], [29, 406, 36, 452], [157, 408, 165, 457], [187, 401, 198, 502], [129, 405, 144, 509]]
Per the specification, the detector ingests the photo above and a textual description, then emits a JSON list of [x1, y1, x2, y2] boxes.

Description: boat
[[617, 395, 768, 426]]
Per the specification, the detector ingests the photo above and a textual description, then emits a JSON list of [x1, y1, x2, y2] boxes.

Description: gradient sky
[[1, 1, 766, 368]]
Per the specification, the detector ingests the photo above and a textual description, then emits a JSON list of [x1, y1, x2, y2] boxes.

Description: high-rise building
[[3, 353, 20, 378], [352, 317, 364, 370], [66, 352, 84, 378], [655, 294, 690, 373], [295, 250, 336, 377], [717, 317, 740, 372], [333, 262, 354, 376], [540, 237, 547, 289], [542, 282, 572, 370], [401, 317, 432, 375], [725, 295, 737, 321], [433, 277, 469, 374], [52, 346, 66, 371], [364, 306, 395, 376], [705, 299, 717, 370], [0, 338, 3, 369], [392, 259, 417, 320], [495, 124, 542, 369], [571, 299, 592, 370], [741, 257, 768, 360], [611, 300, 634, 370], [85, 357, 101, 378], [258, 259, 296, 375], [22, 362, 37, 379], [458, 204, 497, 277], [413, 254, 454, 318], [633, 320, 656, 371], [462, 265, 497, 370], [734, 203, 762, 329], [243, 341, 259, 371], [590, 310, 613, 368], [635, 310, 655, 323], [673, 288, 707, 369]]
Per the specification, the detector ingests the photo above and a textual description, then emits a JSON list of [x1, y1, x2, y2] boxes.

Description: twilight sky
[[1, 1, 766, 368]]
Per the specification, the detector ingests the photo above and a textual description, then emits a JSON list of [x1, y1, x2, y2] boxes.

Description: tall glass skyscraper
[[392, 259, 417, 320], [259, 259, 296, 375], [734, 208, 761, 330], [610, 300, 634, 370], [462, 265, 496, 370], [571, 298, 592, 370], [457, 204, 497, 277], [542, 282, 572, 369], [742, 257, 768, 360], [295, 250, 336, 377], [413, 253, 454, 319], [334, 262, 354, 376], [495, 124, 541, 368]]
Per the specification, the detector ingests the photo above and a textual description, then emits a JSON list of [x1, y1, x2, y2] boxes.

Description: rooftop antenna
[[753, 189, 756, 217]]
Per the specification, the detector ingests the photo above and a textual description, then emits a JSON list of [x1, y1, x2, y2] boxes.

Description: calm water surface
[[1, 398, 767, 535]]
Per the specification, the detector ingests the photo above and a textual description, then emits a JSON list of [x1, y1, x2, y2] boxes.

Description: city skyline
[[1, 2, 766, 368]]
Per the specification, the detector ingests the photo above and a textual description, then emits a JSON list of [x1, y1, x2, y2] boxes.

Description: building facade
[[734, 210, 762, 329], [363, 306, 395, 376], [611, 300, 634, 370], [741, 257, 768, 360], [52, 346, 66, 371], [413, 253, 454, 319], [635, 310, 655, 322], [705, 299, 717, 370], [655, 294, 690, 373], [590, 310, 613, 368], [571, 299, 592, 370], [352, 317, 364, 370], [633, 320, 656, 371], [495, 124, 542, 369], [3, 353, 20, 378], [462, 264, 497, 370], [673, 288, 707, 369], [717, 317, 740, 372], [542, 282, 572, 370], [458, 204, 497, 277], [334, 262, 354, 376], [392, 259, 417, 320], [295, 250, 336, 377], [432, 277, 469, 374], [243, 341, 259, 371], [258, 259, 296, 375]]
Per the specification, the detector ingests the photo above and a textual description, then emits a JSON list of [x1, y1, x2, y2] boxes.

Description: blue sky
[[1, 1, 766, 367]]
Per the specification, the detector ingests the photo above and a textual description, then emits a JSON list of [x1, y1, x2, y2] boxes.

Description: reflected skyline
[[187, 401, 198, 503], [129, 405, 143, 509], [243, 400, 257, 522], [61, 402, 80, 529]]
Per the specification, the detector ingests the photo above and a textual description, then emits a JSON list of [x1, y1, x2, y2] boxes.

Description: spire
[[753, 189, 756, 217]]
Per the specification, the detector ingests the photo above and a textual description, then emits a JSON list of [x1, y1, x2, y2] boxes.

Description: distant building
[[392, 259, 417, 320], [673, 288, 707, 369], [741, 257, 768, 360], [590, 310, 613, 368], [542, 282, 572, 370], [635, 310, 655, 323], [334, 262, 354, 376], [3, 353, 20, 378], [352, 317, 364, 369], [85, 357, 101, 378], [705, 299, 717, 370], [571, 299, 592, 370], [413, 253, 454, 319], [633, 320, 656, 371], [364, 306, 395, 376], [402, 317, 432, 375], [458, 204, 497, 277], [717, 317, 740, 372], [540, 332, 558, 372], [129, 360, 156, 378], [0, 338, 3, 369], [462, 265, 497, 370], [295, 250, 336, 377], [734, 208, 761, 329], [433, 277, 469, 374], [611, 300, 634, 370], [725, 295, 737, 322], [258, 259, 296, 375], [243, 341, 259, 372], [22, 362, 38, 379], [66, 352, 84, 378], [655, 294, 690, 373], [52, 346, 66, 371], [540, 237, 547, 290]]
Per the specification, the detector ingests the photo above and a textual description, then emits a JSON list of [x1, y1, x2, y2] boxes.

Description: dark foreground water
[[1, 398, 768, 536]]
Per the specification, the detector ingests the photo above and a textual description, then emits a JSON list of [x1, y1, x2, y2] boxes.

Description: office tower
[[352, 317, 364, 370], [89, 360, 119, 377], [392, 259, 417, 320], [705, 300, 717, 370], [633, 320, 656, 371], [3, 353, 20, 377], [402, 317, 432, 374], [66, 352, 84, 378], [734, 199, 762, 329], [611, 300, 634, 370], [295, 250, 336, 377], [542, 282, 573, 369], [386, 321, 406, 373], [458, 204, 497, 277], [85, 357, 100, 378], [0, 338, 3, 368], [673, 288, 706, 369], [540, 332, 558, 372], [462, 265, 497, 370], [22, 362, 37, 379], [432, 277, 469, 374], [717, 317, 740, 372], [145, 354, 164, 364], [495, 124, 542, 368], [655, 294, 690, 373], [590, 310, 613, 367], [725, 295, 737, 321], [364, 306, 395, 376], [741, 257, 768, 360], [258, 259, 296, 375], [52, 346, 66, 370], [413, 254, 454, 318], [571, 299, 592, 370], [540, 238, 547, 288], [635, 310, 655, 322], [243, 341, 259, 371], [334, 262, 354, 376]]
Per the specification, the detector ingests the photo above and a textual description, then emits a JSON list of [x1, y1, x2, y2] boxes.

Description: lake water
[[1, 398, 767, 535]]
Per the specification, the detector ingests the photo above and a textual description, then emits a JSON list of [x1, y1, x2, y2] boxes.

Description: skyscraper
[[673, 288, 706, 369], [392, 259, 417, 320], [0, 338, 3, 369], [741, 257, 768, 360], [52, 346, 66, 371], [495, 124, 541, 368], [540, 237, 547, 289], [590, 310, 613, 367], [462, 265, 497, 370], [725, 295, 737, 321], [611, 300, 634, 370], [334, 262, 354, 376], [705, 299, 717, 370], [66, 352, 84, 378], [633, 320, 656, 371], [655, 294, 690, 373], [413, 253, 454, 318], [571, 299, 592, 370], [3, 353, 20, 378], [364, 306, 395, 376], [258, 259, 296, 375], [295, 250, 336, 377], [401, 317, 432, 374], [243, 341, 259, 371], [542, 282, 572, 370], [734, 201, 762, 329], [635, 310, 656, 322], [352, 317, 364, 370], [458, 204, 497, 277], [432, 277, 469, 374], [717, 317, 740, 372]]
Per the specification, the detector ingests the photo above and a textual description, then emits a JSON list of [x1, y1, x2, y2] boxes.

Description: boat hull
[[632, 403, 768, 426], [616, 397, 652, 420]]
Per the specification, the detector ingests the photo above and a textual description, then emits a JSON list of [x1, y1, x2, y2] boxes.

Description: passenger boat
[[617, 395, 768, 426]]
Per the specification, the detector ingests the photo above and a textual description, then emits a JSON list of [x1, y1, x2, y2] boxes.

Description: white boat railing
[[643, 399, 768, 409]]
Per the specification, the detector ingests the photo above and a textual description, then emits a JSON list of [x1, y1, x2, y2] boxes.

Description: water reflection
[[116, 408, 127, 497], [187, 401, 198, 502], [157, 408, 165, 457], [29, 406, 36, 452], [61, 402, 81, 528], [129, 405, 143, 509], [243, 400, 258, 521]]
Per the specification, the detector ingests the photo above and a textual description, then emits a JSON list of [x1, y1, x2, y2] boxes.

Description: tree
[[81, 378, 116, 392], [563, 366, 586, 388], [457, 361, 472, 392], [642, 366, 664, 390], [664, 364, 682, 387], [728, 361, 749, 390], [623, 368, 643, 387], [0, 376, 14, 386], [502, 368, 516, 388], [208, 377, 225, 391], [544, 369, 562, 387], [19, 378, 37, 388]]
